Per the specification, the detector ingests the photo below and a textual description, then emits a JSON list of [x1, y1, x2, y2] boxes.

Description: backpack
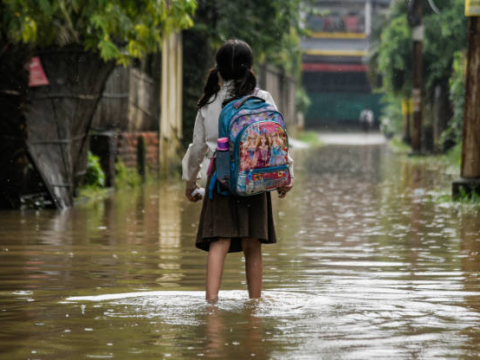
[[209, 92, 291, 199]]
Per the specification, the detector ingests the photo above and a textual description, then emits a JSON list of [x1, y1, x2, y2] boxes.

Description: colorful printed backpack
[[209, 92, 291, 198]]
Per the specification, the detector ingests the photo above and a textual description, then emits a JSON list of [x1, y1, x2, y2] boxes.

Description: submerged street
[[1, 133, 480, 359]]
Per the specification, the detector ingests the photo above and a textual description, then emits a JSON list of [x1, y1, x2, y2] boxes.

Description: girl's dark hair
[[197, 39, 257, 109]]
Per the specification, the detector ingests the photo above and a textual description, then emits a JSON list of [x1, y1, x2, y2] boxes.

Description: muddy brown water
[[1, 135, 480, 359]]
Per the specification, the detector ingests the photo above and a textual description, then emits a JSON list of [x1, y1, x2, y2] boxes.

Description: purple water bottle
[[216, 137, 230, 185]]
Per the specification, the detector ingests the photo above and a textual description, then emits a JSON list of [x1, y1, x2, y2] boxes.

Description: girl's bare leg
[[206, 238, 231, 302], [242, 238, 263, 298]]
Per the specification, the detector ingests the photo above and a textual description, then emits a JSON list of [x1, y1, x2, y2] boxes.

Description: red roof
[[302, 63, 368, 72]]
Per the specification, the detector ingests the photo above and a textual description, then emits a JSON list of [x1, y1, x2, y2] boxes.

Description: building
[[301, 0, 392, 127]]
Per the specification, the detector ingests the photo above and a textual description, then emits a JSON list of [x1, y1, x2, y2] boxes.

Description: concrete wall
[[160, 31, 184, 174], [259, 65, 298, 133], [116, 132, 159, 172]]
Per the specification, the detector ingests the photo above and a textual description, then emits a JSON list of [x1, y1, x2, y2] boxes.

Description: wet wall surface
[[1, 134, 480, 359]]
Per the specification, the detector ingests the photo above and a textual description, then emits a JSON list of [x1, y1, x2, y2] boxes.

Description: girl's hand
[[278, 180, 294, 199], [186, 184, 202, 202]]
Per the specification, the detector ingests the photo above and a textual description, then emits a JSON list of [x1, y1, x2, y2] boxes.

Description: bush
[[379, 93, 403, 137], [84, 152, 105, 188], [115, 159, 142, 189], [296, 87, 311, 115]]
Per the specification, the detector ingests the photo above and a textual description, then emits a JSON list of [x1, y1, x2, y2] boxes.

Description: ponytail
[[223, 68, 257, 107], [199, 40, 257, 108], [197, 67, 220, 109]]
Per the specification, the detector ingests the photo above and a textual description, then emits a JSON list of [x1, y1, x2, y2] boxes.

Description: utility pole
[[453, 4, 480, 198], [408, 0, 424, 154]]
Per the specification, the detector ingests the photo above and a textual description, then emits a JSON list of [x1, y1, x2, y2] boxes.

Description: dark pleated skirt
[[195, 174, 277, 253]]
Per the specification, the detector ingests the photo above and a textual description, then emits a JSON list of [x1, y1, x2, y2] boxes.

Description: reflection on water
[[158, 183, 183, 287], [1, 138, 480, 359]]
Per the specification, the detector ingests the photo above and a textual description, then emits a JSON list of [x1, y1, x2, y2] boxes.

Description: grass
[[436, 190, 480, 208], [388, 136, 413, 154], [76, 159, 156, 206], [455, 186, 480, 203], [392, 140, 480, 206], [115, 159, 144, 189], [388, 137, 461, 173], [76, 186, 113, 204], [441, 143, 462, 167], [297, 130, 324, 148]]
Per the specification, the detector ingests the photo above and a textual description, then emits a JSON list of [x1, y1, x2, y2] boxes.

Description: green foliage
[[297, 131, 323, 148], [443, 142, 462, 167], [435, 190, 480, 206], [182, 0, 308, 146], [389, 136, 412, 153], [191, 0, 307, 77], [456, 186, 480, 203], [440, 52, 466, 149], [371, 0, 468, 143], [440, 181, 480, 205], [115, 159, 142, 188], [378, 93, 404, 137], [84, 152, 105, 188], [295, 87, 311, 115], [78, 152, 109, 202], [423, 0, 468, 95], [435, 174, 480, 205], [376, 14, 412, 96], [373, 0, 467, 97], [77, 186, 111, 202], [1, 0, 197, 64]]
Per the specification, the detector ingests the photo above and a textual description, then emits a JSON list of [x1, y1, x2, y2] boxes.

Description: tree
[[423, 0, 468, 97], [208, 0, 304, 76], [376, 14, 412, 97], [0, 0, 197, 64], [182, 0, 308, 145], [370, 0, 468, 150]]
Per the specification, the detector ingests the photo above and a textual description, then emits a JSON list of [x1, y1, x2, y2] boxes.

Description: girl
[[269, 131, 287, 167], [240, 131, 258, 171], [252, 132, 271, 169], [182, 39, 293, 302]]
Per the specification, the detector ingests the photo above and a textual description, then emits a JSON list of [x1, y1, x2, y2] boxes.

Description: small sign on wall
[[28, 57, 49, 87], [466, 0, 480, 16], [412, 89, 422, 112]]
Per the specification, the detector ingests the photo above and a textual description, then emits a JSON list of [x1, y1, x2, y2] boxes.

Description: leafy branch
[[0, 0, 197, 64]]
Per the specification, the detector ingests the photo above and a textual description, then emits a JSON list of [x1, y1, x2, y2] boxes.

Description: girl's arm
[[287, 154, 294, 179], [182, 111, 208, 190]]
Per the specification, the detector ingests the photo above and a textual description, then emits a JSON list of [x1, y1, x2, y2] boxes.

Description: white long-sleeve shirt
[[182, 81, 293, 187]]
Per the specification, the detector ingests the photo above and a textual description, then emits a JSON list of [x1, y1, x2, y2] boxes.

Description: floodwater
[[1, 133, 480, 359]]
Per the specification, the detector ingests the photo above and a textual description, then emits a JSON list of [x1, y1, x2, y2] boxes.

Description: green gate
[[305, 92, 384, 126]]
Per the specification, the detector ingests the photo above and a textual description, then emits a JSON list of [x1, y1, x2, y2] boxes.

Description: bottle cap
[[217, 137, 229, 151]]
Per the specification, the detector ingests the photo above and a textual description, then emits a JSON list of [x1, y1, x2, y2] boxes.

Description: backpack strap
[[208, 171, 230, 200], [233, 88, 264, 109]]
